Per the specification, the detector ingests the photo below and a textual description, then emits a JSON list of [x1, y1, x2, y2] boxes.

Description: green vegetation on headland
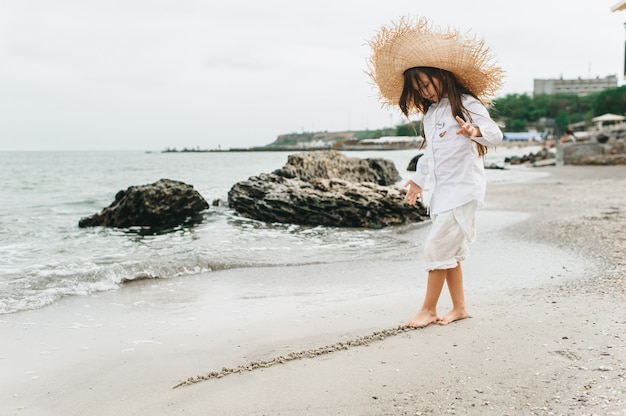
[[162, 86, 626, 153]]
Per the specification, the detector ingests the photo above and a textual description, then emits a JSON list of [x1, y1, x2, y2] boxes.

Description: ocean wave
[[0, 253, 338, 315]]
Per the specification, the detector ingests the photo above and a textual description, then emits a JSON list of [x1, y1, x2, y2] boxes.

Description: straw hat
[[367, 16, 504, 109]]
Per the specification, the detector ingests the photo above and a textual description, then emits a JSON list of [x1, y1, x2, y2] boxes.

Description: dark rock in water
[[78, 179, 209, 229], [227, 150, 427, 228], [406, 153, 424, 172]]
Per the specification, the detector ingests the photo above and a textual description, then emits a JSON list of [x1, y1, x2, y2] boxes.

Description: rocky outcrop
[[78, 179, 209, 229], [273, 150, 400, 185], [553, 128, 626, 166], [505, 148, 556, 165], [556, 142, 605, 166], [227, 150, 427, 228], [571, 154, 626, 165]]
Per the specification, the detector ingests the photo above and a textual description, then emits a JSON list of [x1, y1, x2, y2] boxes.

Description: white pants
[[423, 201, 478, 271]]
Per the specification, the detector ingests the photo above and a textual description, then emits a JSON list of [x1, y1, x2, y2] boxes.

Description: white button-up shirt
[[409, 95, 503, 215]]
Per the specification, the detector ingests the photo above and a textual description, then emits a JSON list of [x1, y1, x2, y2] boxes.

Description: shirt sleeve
[[463, 96, 503, 147]]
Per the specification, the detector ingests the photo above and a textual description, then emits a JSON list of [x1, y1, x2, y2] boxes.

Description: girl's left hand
[[455, 116, 480, 139]]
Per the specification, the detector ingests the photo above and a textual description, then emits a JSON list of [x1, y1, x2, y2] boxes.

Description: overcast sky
[[1, 0, 624, 151]]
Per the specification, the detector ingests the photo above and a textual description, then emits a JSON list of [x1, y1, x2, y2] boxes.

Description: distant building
[[533, 75, 618, 96]]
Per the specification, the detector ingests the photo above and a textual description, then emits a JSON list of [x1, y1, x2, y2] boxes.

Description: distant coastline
[[163, 126, 423, 153], [162, 145, 423, 153], [161, 137, 541, 153]]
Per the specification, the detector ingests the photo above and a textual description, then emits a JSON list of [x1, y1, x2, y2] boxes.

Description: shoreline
[[2, 165, 625, 415], [160, 138, 543, 153]]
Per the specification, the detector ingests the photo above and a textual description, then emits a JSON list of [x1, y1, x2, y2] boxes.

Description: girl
[[367, 17, 504, 327]]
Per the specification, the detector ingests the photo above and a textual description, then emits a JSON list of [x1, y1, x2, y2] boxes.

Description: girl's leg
[[404, 269, 446, 327], [439, 262, 469, 325]]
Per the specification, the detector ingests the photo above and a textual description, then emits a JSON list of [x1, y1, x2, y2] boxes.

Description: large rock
[[79, 179, 209, 229], [227, 150, 427, 228], [556, 142, 605, 166]]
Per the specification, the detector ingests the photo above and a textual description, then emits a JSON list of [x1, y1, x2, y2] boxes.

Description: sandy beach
[[2, 164, 625, 416]]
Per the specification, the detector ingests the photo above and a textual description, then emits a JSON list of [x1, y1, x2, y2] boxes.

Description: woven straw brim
[[367, 17, 504, 109]]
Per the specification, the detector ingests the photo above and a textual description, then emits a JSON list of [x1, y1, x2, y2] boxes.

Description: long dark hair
[[399, 67, 487, 156]]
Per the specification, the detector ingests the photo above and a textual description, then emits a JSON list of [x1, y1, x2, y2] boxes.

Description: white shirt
[[409, 95, 503, 215]]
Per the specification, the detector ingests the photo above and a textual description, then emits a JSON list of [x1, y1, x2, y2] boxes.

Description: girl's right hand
[[403, 180, 423, 206]]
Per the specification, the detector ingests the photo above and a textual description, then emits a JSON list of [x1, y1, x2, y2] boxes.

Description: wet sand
[[1, 165, 625, 415]]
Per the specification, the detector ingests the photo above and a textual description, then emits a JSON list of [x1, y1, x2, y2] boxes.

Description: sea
[[0, 146, 545, 315]]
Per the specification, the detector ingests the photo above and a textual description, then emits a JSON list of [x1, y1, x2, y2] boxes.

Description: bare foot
[[438, 308, 469, 325], [404, 310, 440, 328]]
